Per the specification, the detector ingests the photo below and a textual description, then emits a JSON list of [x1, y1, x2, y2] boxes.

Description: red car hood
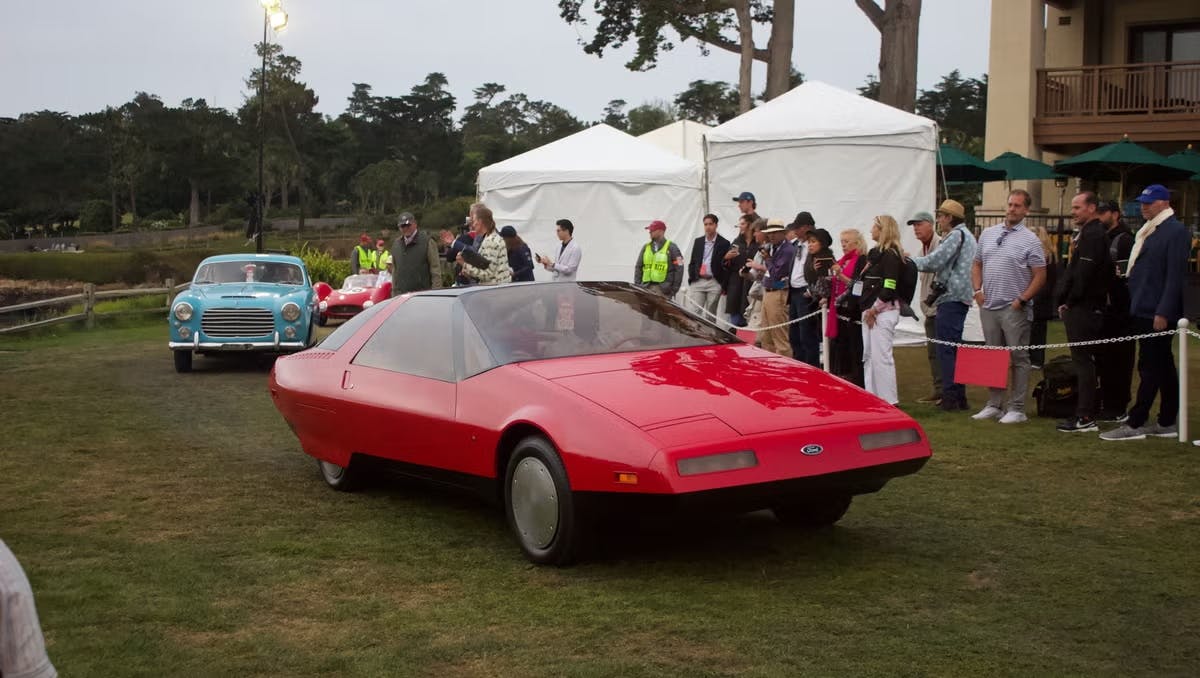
[[520, 345, 902, 436]]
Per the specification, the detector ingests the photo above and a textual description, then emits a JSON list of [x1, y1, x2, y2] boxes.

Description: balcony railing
[[1037, 60, 1200, 118]]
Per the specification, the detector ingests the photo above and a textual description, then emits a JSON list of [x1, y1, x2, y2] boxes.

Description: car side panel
[[339, 366, 458, 470]]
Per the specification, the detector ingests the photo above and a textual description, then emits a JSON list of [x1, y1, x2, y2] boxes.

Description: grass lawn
[[1, 320, 1198, 677]]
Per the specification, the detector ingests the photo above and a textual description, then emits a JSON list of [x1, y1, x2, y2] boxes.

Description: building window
[[1129, 24, 1200, 63]]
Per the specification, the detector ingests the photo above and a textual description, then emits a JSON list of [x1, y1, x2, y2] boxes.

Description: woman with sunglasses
[[860, 215, 905, 406]]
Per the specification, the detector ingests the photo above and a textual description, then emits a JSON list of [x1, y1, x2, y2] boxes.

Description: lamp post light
[[255, 0, 288, 253]]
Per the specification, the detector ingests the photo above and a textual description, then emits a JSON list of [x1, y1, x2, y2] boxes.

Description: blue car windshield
[[194, 261, 305, 285]]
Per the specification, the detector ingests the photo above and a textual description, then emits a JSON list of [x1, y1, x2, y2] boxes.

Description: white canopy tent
[[638, 120, 712, 163], [705, 80, 949, 343], [477, 124, 705, 284]]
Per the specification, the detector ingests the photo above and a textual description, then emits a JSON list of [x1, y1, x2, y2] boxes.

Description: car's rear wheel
[[317, 314, 327, 327], [504, 436, 585, 566], [772, 494, 852, 528], [318, 457, 362, 492], [173, 350, 193, 373]]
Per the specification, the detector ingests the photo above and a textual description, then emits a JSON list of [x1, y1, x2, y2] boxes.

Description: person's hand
[[1010, 298, 1023, 311], [1153, 315, 1168, 331], [864, 308, 877, 329], [830, 263, 841, 277], [455, 252, 465, 264], [1058, 304, 1068, 319], [973, 290, 985, 306]]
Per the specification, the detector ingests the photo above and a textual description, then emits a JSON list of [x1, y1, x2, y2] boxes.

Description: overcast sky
[[0, 0, 990, 120]]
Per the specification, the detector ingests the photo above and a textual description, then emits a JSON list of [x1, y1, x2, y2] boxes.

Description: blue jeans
[[935, 301, 969, 405]]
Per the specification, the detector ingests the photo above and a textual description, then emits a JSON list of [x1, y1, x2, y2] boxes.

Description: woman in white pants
[[860, 215, 905, 406]]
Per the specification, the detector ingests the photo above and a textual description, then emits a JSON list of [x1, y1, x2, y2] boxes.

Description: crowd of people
[[344, 185, 1190, 442]]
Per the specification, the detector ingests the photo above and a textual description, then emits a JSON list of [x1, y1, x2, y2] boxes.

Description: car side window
[[461, 314, 497, 378], [352, 297, 454, 382], [318, 299, 391, 351]]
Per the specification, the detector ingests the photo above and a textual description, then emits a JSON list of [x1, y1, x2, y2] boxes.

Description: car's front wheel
[[173, 350, 193, 373], [504, 436, 585, 566], [772, 494, 852, 528], [318, 457, 363, 492], [316, 314, 327, 327]]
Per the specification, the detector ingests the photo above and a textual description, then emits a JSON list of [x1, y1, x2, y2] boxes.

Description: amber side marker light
[[614, 472, 639, 485], [859, 428, 921, 451]]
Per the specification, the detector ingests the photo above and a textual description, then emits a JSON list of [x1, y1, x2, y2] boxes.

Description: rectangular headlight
[[859, 428, 921, 451], [676, 450, 757, 477]]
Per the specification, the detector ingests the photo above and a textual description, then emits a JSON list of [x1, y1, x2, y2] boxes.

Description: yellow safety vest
[[357, 245, 376, 271], [641, 239, 672, 284]]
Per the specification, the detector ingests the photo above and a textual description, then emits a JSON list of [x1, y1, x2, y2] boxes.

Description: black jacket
[[1104, 222, 1134, 319], [508, 243, 535, 282], [1057, 219, 1112, 310], [687, 234, 731, 286], [860, 247, 903, 308]]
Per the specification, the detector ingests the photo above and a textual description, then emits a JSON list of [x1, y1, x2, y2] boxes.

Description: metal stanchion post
[[821, 305, 830, 372], [1179, 318, 1190, 443]]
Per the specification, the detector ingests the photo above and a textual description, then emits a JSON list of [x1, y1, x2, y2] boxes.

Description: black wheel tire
[[173, 350, 193, 373], [503, 436, 586, 566], [772, 495, 853, 528], [318, 456, 362, 492], [316, 314, 327, 327]]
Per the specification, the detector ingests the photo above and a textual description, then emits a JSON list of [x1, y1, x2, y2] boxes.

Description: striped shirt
[[974, 221, 1045, 310], [1, 540, 57, 678]]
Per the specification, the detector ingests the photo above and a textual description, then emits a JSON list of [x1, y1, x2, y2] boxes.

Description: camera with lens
[[924, 280, 947, 307]]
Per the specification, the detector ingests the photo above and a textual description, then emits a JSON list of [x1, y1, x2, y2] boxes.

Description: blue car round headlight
[[173, 302, 193, 321], [281, 302, 301, 322]]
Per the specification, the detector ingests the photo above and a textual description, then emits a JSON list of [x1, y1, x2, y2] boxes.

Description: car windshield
[[194, 261, 305, 285], [460, 282, 738, 363], [342, 274, 378, 289]]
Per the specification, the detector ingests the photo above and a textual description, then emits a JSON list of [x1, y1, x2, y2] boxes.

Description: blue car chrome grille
[[201, 307, 275, 337]]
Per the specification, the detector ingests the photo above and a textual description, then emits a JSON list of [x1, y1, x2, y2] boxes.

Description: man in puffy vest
[[634, 220, 683, 299], [350, 234, 375, 274]]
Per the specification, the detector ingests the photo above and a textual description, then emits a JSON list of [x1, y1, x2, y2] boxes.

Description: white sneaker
[[971, 405, 1003, 420], [998, 411, 1028, 424]]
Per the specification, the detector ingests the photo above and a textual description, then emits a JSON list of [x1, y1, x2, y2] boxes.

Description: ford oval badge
[[801, 444, 823, 456]]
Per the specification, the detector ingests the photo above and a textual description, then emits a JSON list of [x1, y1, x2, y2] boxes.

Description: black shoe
[[1057, 416, 1098, 433], [1097, 411, 1128, 424]]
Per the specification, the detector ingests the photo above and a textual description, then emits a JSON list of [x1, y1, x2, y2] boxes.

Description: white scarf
[[1125, 207, 1173, 276]]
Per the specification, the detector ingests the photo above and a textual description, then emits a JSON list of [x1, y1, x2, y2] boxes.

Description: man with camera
[[911, 200, 978, 413]]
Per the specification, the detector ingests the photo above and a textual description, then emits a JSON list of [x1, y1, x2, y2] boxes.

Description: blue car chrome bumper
[[168, 331, 306, 352]]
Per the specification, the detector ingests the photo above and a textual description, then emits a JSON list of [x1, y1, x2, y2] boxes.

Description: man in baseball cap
[[634, 220, 684, 299], [1102, 183, 1189, 440], [907, 210, 943, 404], [784, 211, 818, 365], [732, 191, 759, 223]]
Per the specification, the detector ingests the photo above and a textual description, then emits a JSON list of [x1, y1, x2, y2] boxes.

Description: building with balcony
[[983, 0, 1200, 214]]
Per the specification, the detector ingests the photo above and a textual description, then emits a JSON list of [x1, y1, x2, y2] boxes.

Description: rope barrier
[[682, 296, 821, 332], [924, 329, 1178, 351]]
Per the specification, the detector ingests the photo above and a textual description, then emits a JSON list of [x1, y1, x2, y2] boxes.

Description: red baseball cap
[[359, 234, 371, 243], [645, 220, 667, 232]]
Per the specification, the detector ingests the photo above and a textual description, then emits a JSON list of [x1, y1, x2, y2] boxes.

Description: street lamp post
[[255, 0, 288, 253]]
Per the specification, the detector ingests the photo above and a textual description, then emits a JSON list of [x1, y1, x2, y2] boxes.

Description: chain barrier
[[682, 296, 821, 332]]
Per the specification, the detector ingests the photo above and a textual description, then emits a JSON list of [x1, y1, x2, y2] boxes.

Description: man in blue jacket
[[1101, 184, 1192, 441]]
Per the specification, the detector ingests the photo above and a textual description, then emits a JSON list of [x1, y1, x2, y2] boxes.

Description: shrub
[[146, 209, 177, 222], [296, 242, 350, 287], [421, 196, 475, 231], [79, 200, 113, 233]]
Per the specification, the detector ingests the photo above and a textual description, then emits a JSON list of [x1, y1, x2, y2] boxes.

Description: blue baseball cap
[[1136, 184, 1170, 203], [732, 191, 756, 202]]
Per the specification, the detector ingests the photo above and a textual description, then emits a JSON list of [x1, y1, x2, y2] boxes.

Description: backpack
[[896, 255, 919, 306], [1032, 355, 1077, 418]]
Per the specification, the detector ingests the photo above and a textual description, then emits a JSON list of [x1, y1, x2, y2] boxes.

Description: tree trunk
[[735, 0, 754, 112], [764, 0, 795, 101], [129, 182, 137, 220], [110, 181, 118, 232], [281, 177, 289, 210], [189, 178, 200, 227], [855, 0, 921, 112]]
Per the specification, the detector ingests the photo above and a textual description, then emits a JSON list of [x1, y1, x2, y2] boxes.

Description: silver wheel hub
[[321, 461, 344, 481], [510, 457, 559, 550]]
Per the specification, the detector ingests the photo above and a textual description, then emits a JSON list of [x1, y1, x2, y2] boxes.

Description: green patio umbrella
[[1054, 137, 1195, 203], [938, 144, 1006, 184], [1166, 146, 1200, 220], [987, 151, 1064, 185]]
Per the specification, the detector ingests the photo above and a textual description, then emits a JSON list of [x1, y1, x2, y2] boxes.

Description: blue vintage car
[[168, 253, 318, 373]]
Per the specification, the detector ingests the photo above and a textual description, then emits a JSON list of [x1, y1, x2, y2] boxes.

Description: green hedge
[[0, 250, 219, 285]]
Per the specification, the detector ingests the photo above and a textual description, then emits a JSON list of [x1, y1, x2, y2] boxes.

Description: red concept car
[[269, 282, 932, 565], [315, 273, 392, 325]]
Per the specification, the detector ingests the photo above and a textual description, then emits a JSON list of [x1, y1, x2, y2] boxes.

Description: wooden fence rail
[[0, 280, 190, 335]]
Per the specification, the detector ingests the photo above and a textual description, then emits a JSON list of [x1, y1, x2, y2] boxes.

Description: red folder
[[735, 328, 757, 344], [954, 346, 1010, 389]]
